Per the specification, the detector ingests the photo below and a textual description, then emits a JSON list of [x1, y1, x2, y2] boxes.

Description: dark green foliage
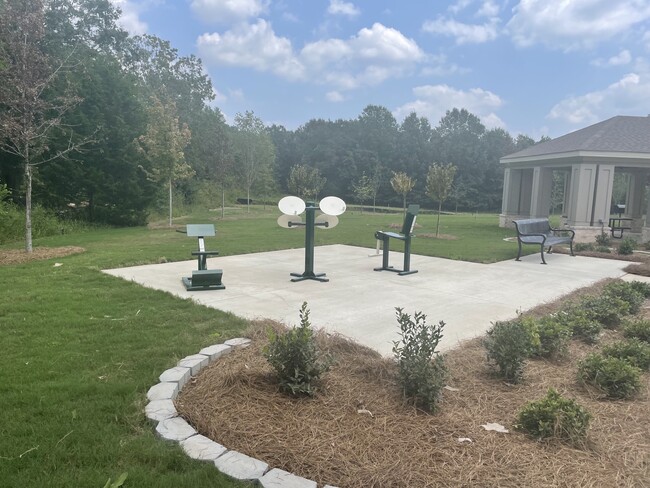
[[393, 308, 447, 413], [618, 237, 636, 255], [534, 316, 572, 359], [627, 280, 650, 298], [578, 353, 642, 399], [484, 317, 540, 383], [623, 319, 650, 343], [555, 309, 603, 344], [264, 302, 331, 396], [595, 231, 611, 247], [603, 281, 645, 315], [574, 242, 594, 252], [516, 388, 591, 444], [580, 294, 630, 329], [601, 339, 650, 370]]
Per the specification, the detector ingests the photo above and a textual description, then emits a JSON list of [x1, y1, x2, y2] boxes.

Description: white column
[[530, 167, 553, 218], [626, 170, 645, 231]]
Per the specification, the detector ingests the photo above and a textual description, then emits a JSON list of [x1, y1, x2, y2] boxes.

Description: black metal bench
[[608, 217, 632, 239], [513, 218, 575, 264], [374, 205, 419, 275], [182, 224, 225, 290]]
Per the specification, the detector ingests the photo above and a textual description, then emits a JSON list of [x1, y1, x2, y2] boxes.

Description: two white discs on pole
[[277, 195, 346, 229]]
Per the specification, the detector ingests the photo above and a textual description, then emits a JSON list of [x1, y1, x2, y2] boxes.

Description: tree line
[[0, 0, 546, 249]]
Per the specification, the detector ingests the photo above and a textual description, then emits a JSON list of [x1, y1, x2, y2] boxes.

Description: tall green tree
[[287, 164, 326, 201], [390, 171, 416, 215], [0, 0, 89, 251], [426, 163, 457, 236], [232, 111, 275, 212], [136, 95, 192, 227]]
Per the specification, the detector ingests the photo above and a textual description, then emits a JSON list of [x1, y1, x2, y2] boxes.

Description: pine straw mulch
[[177, 282, 650, 488], [0, 246, 85, 266]]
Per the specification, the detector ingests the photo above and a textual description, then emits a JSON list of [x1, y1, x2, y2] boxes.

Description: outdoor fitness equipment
[[374, 204, 419, 276], [181, 224, 225, 291], [277, 195, 346, 282]]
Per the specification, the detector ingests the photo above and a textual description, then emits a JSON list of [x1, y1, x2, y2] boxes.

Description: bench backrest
[[513, 218, 551, 235], [401, 205, 420, 235]]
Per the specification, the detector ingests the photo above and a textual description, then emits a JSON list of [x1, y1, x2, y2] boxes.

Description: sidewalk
[[103, 245, 632, 355]]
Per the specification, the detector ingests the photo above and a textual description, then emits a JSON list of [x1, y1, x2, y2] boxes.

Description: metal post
[[290, 202, 329, 282]]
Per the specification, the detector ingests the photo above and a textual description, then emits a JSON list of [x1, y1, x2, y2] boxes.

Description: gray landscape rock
[[199, 343, 232, 361], [145, 399, 177, 422], [146, 382, 178, 401], [213, 450, 268, 481], [223, 337, 251, 348], [158, 366, 191, 388], [177, 354, 209, 375], [155, 417, 196, 442], [180, 434, 227, 461], [259, 468, 317, 488]]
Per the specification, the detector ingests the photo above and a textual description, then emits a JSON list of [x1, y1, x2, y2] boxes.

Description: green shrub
[[264, 302, 331, 396], [580, 294, 630, 329], [534, 316, 572, 359], [574, 242, 594, 253], [627, 280, 650, 298], [556, 309, 602, 344], [623, 319, 650, 343], [393, 308, 446, 413], [577, 353, 642, 399], [485, 317, 540, 383], [516, 388, 591, 444], [595, 246, 611, 253], [601, 339, 650, 370], [618, 237, 636, 255], [603, 281, 645, 315], [595, 231, 611, 247]]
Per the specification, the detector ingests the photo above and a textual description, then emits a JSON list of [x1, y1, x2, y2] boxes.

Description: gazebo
[[499, 115, 650, 242]]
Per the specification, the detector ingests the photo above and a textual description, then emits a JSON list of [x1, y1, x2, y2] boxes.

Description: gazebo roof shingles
[[503, 115, 650, 161]]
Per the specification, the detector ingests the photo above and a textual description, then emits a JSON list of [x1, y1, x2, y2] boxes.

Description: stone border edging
[[145, 338, 337, 488]]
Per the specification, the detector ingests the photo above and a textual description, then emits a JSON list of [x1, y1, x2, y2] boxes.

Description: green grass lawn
[[0, 209, 522, 487]]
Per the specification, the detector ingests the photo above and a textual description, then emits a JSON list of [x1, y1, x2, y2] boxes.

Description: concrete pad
[[104, 245, 631, 356]]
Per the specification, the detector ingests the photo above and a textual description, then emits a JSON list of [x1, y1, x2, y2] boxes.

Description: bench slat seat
[[513, 218, 575, 264]]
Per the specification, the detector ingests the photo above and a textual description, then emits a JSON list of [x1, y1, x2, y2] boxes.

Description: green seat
[[374, 205, 419, 276]]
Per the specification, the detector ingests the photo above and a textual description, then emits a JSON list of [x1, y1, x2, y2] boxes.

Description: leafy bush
[[595, 246, 611, 253], [485, 317, 540, 383], [393, 308, 446, 413], [580, 294, 630, 329], [627, 280, 650, 298], [516, 388, 591, 444], [601, 339, 650, 370], [595, 231, 611, 247], [577, 353, 642, 399], [574, 243, 594, 253], [623, 319, 650, 343], [555, 309, 602, 344], [603, 281, 645, 315], [264, 302, 331, 396], [534, 316, 572, 359], [618, 237, 636, 255]]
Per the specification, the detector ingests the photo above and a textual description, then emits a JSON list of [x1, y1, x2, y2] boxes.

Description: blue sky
[[112, 0, 650, 138]]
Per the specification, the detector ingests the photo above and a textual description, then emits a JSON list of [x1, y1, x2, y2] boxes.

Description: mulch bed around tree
[[177, 283, 650, 488], [0, 246, 85, 266]]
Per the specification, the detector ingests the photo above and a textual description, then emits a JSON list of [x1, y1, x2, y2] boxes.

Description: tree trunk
[[221, 187, 225, 219], [436, 201, 442, 237], [168, 178, 173, 227], [247, 186, 250, 214], [25, 163, 33, 252], [402, 195, 406, 216]]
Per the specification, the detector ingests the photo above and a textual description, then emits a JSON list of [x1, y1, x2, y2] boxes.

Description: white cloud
[[591, 50, 632, 67], [448, 0, 472, 15], [477, 0, 500, 18], [110, 0, 147, 35], [190, 0, 269, 24], [548, 72, 650, 126], [422, 17, 499, 44], [199, 21, 423, 92], [507, 0, 650, 51], [326, 90, 345, 102], [393, 84, 505, 128], [197, 20, 305, 80], [327, 0, 360, 17]]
